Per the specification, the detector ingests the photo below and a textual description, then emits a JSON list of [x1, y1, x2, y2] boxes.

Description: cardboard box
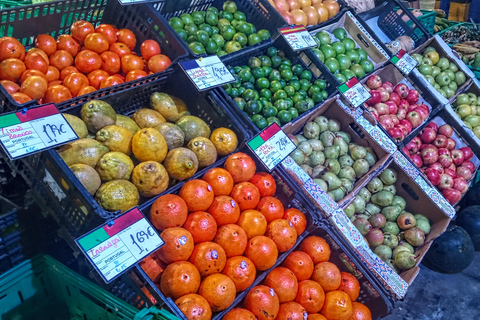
[[281, 96, 394, 216], [411, 35, 474, 104]]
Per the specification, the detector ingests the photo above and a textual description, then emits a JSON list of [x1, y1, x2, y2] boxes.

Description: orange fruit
[[265, 219, 297, 252], [183, 211, 218, 244], [284, 251, 314, 281], [208, 195, 241, 226], [276, 302, 307, 320], [158, 227, 194, 264], [150, 194, 188, 230], [214, 224, 248, 257], [283, 208, 307, 236], [250, 172, 276, 197], [132, 127, 168, 162], [198, 273, 236, 312], [224, 152, 256, 183], [175, 294, 212, 320], [189, 242, 227, 278], [244, 236, 278, 271], [180, 179, 215, 212], [321, 291, 353, 320], [230, 182, 261, 211], [308, 314, 328, 320], [256, 196, 285, 223], [339, 272, 360, 302], [311, 262, 341, 292], [300, 236, 331, 264], [223, 308, 256, 320], [244, 285, 280, 320], [295, 280, 325, 313], [222, 256, 256, 292], [237, 209, 268, 239], [264, 267, 298, 303], [160, 261, 201, 299], [348, 302, 372, 320], [202, 167, 234, 196]]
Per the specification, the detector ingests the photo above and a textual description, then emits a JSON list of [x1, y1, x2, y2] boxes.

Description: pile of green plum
[[223, 46, 329, 130], [169, 1, 271, 55], [311, 28, 375, 83]]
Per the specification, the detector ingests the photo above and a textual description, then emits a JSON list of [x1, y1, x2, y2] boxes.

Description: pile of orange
[[223, 235, 373, 320], [0, 20, 172, 105], [139, 152, 309, 319]]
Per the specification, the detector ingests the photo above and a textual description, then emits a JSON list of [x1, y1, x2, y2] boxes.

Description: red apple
[[426, 122, 438, 132], [367, 90, 381, 105], [405, 89, 419, 105], [438, 124, 453, 138], [419, 127, 437, 144], [367, 75, 382, 89], [379, 115, 395, 129], [400, 119, 413, 133], [389, 92, 400, 106], [433, 134, 448, 149], [438, 154, 453, 168], [396, 108, 407, 120], [407, 102, 417, 112], [397, 124, 408, 136], [461, 160, 475, 172], [442, 188, 462, 204], [394, 83, 409, 98], [438, 173, 454, 190], [402, 147, 411, 158], [457, 166, 473, 180], [421, 145, 439, 165], [438, 148, 451, 156], [398, 99, 409, 111], [451, 149, 465, 166], [460, 147, 473, 161], [367, 107, 379, 120], [385, 101, 398, 114], [406, 111, 423, 128], [446, 138, 456, 150], [388, 126, 404, 142], [377, 87, 390, 102], [429, 162, 444, 174], [391, 115, 399, 126], [426, 167, 441, 186], [375, 103, 390, 116], [382, 81, 394, 93], [453, 177, 469, 194], [411, 153, 423, 167], [415, 105, 429, 121], [444, 168, 457, 179], [406, 137, 422, 154]]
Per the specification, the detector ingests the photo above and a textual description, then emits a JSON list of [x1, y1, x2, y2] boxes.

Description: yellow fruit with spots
[[95, 180, 139, 212], [131, 161, 170, 197], [95, 151, 134, 181], [116, 114, 140, 135], [210, 128, 238, 156], [63, 113, 88, 138], [96, 125, 133, 155], [132, 108, 166, 128], [58, 138, 109, 167], [132, 128, 168, 163], [150, 92, 189, 122], [187, 137, 218, 168], [69, 163, 101, 195], [163, 147, 199, 181], [176, 115, 211, 144], [80, 100, 117, 133]]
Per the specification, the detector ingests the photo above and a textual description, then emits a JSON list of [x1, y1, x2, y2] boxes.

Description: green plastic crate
[[0, 255, 177, 320], [0, 0, 32, 9], [393, 7, 436, 35]]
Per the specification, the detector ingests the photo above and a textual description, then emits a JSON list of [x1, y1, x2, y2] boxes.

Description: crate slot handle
[[349, 122, 365, 139], [401, 182, 419, 200], [356, 33, 369, 48]]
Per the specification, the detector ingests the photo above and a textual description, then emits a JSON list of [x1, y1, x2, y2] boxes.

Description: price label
[[180, 55, 235, 91], [247, 123, 296, 171], [391, 49, 418, 75], [279, 26, 317, 51], [76, 208, 164, 283], [337, 77, 371, 108], [0, 104, 77, 160]]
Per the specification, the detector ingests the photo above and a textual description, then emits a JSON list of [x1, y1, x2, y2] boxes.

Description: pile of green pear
[[344, 167, 432, 273], [454, 92, 480, 138], [413, 47, 467, 99], [288, 116, 377, 202]]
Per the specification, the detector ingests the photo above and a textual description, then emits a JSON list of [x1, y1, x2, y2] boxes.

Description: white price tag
[[247, 123, 296, 171], [0, 104, 77, 160], [279, 26, 317, 51], [337, 77, 371, 108], [180, 55, 235, 91], [391, 49, 418, 75], [76, 208, 164, 283]]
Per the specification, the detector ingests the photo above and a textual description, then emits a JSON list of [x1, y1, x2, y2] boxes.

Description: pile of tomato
[[0, 20, 172, 105]]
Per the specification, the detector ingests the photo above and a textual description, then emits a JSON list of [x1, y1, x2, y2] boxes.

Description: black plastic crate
[[153, 0, 285, 59], [215, 35, 338, 136], [358, 0, 432, 51], [15, 67, 249, 241], [0, 0, 189, 114]]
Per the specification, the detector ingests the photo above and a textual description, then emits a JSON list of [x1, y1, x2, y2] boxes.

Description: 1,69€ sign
[[180, 55, 235, 91]]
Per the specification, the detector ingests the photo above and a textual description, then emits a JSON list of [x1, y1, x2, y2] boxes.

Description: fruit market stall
[[0, 0, 479, 320]]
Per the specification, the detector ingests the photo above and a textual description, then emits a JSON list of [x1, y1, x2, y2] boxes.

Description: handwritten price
[[130, 226, 156, 255]]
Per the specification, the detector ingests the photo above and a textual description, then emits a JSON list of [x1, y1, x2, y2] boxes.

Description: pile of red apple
[[364, 75, 430, 142], [402, 121, 476, 204]]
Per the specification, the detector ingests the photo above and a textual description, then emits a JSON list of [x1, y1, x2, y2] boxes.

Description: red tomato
[[116, 29, 136, 50], [77, 85, 96, 96], [44, 84, 72, 103], [20, 75, 48, 100], [57, 35, 80, 57], [24, 53, 49, 74], [84, 33, 110, 54], [125, 69, 148, 82], [0, 37, 25, 61], [121, 54, 144, 74], [100, 51, 121, 75], [0, 80, 20, 93], [21, 69, 47, 83], [109, 42, 131, 58], [26, 48, 49, 63], [95, 24, 117, 45], [0, 58, 26, 81], [10, 92, 33, 104], [60, 66, 80, 81], [70, 20, 95, 43], [35, 34, 57, 56], [48, 80, 62, 88], [75, 50, 101, 74], [87, 69, 109, 89], [148, 54, 171, 73], [100, 75, 124, 88], [45, 66, 60, 82], [49, 50, 74, 71], [63, 72, 89, 97], [140, 40, 161, 61]]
